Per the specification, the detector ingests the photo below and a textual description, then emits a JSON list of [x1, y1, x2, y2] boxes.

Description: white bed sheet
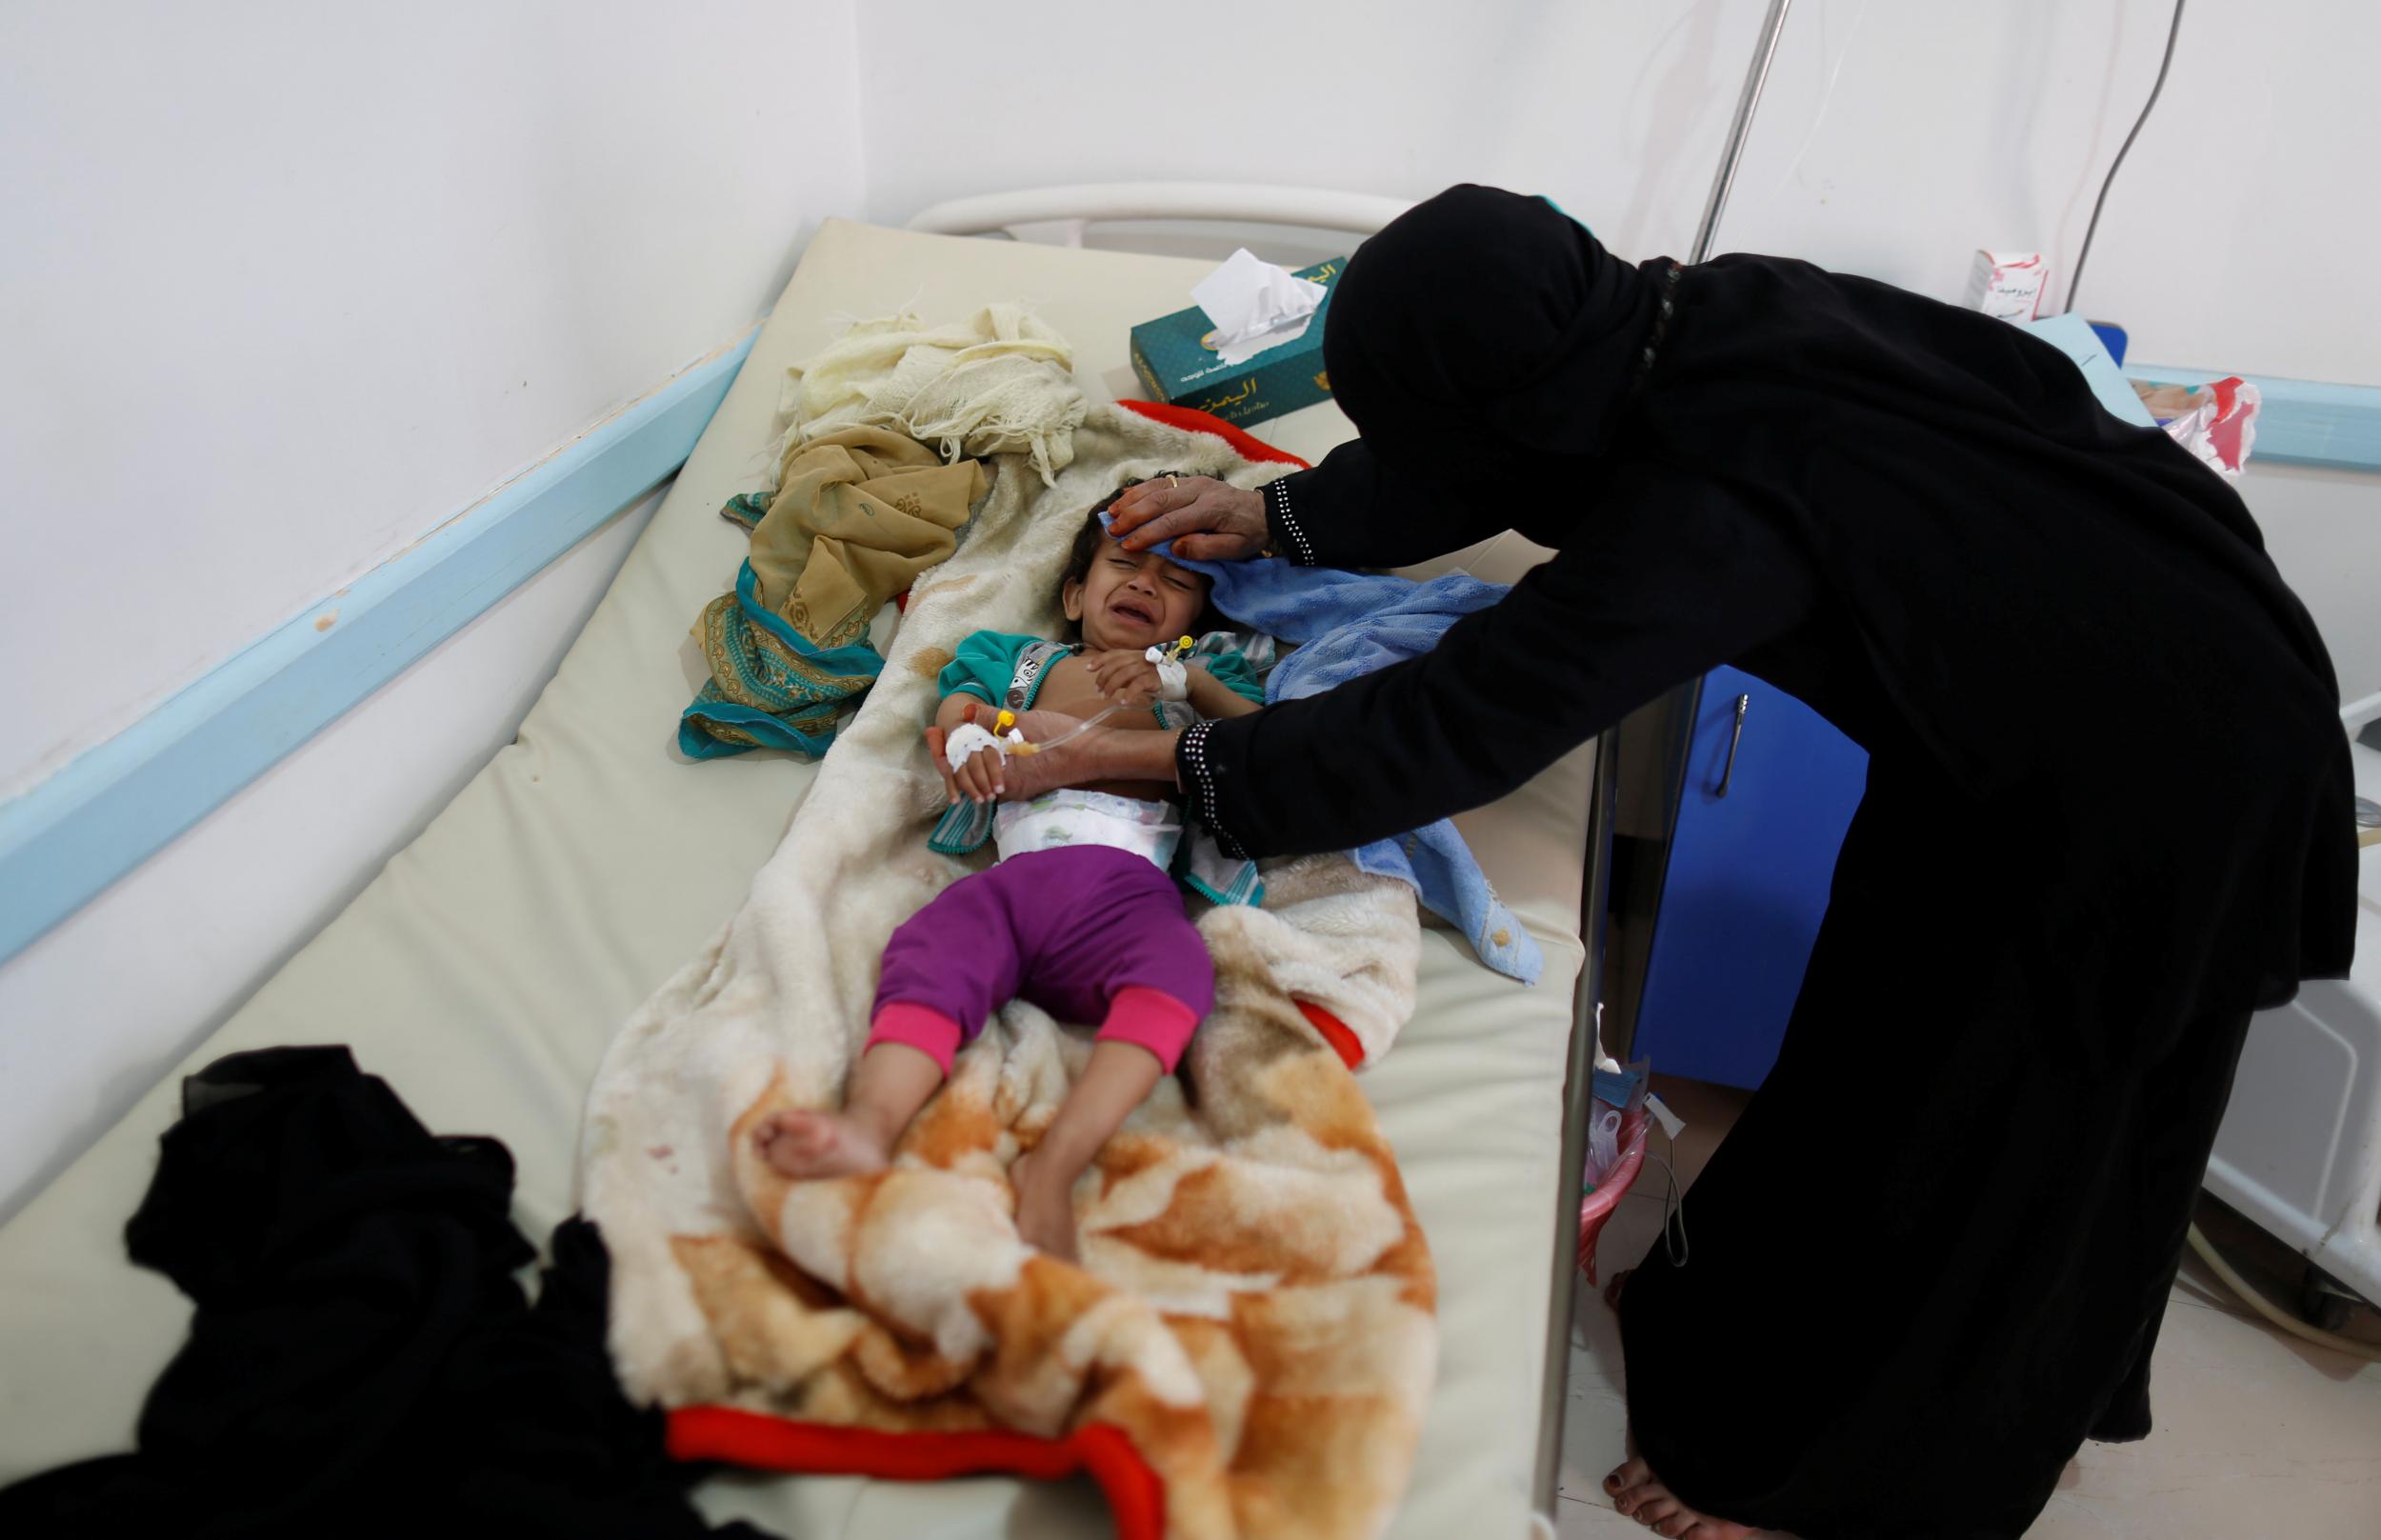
[[0, 220, 1591, 1539]]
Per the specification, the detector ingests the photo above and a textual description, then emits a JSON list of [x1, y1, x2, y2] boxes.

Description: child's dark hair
[[1060, 475, 1172, 590], [1061, 474, 1230, 637]]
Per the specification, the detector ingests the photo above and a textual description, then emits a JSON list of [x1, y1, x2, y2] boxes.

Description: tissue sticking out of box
[[1192, 249, 1329, 367]]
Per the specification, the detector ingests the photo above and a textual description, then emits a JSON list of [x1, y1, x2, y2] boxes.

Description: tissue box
[[1964, 250, 2048, 321], [1128, 257, 1346, 428]]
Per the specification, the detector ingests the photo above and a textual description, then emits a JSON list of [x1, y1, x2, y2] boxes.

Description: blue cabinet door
[[1631, 666, 1869, 1090]]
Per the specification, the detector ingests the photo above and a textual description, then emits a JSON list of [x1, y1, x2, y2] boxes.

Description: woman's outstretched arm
[[1110, 437, 1495, 570], [1176, 470, 1819, 858]]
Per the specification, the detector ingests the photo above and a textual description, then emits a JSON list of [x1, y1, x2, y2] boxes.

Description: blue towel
[[1109, 516, 1545, 984]]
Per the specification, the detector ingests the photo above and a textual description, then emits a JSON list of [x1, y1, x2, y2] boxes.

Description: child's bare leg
[[756, 1042, 945, 1179], [1012, 1040, 1164, 1260]]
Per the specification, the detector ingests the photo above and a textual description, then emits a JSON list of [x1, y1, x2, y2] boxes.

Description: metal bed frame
[[905, 19, 1794, 1510]]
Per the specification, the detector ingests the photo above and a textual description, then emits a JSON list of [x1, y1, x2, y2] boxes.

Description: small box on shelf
[[1965, 250, 2048, 321]]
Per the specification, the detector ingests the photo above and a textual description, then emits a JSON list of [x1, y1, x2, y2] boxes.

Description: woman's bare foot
[[753, 1108, 894, 1179], [1606, 1437, 1763, 1539], [1010, 1149, 1080, 1261]]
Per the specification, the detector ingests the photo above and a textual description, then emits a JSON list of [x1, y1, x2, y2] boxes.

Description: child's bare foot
[[753, 1108, 893, 1179], [1010, 1149, 1080, 1261], [1605, 1436, 1765, 1539]]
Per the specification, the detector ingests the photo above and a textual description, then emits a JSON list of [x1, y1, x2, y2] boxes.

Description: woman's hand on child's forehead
[[1108, 476, 1269, 562], [1108, 480, 1195, 545], [1108, 481, 1162, 523]]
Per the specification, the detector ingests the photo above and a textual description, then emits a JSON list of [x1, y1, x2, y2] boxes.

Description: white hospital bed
[[0, 203, 1613, 1538]]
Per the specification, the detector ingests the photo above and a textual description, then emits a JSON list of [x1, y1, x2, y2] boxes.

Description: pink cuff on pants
[[1094, 986, 1205, 1072], [868, 1002, 964, 1075]]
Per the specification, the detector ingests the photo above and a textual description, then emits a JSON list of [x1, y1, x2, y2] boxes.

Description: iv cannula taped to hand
[[1002, 703, 1122, 755], [976, 638, 1194, 757]]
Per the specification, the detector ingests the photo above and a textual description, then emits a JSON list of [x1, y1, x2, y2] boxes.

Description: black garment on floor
[[0, 1046, 769, 1540], [1187, 186, 2358, 1537]]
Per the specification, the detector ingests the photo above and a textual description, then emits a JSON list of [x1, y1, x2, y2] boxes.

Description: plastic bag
[[1577, 1056, 1654, 1285], [1581, 1057, 1649, 1193], [2134, 376, 2260, 479], [1588, 1106, 1624, 1178]]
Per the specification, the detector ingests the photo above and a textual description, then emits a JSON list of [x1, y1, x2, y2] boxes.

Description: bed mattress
[[0, 220, 1593, 1539]]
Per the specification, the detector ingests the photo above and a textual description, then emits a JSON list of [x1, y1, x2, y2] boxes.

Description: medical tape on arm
[[944, 720, 1022, 770], [1146, 637, 1194, 701]]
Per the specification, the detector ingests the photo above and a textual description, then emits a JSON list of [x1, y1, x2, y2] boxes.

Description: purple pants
[[870, 845, 1214, 1071]]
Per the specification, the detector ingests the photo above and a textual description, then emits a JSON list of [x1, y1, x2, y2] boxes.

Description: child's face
[[1065, 533, 1210, 652]]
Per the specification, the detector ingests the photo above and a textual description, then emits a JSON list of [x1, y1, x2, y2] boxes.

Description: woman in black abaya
[[1005, 185, 2357, 1538]]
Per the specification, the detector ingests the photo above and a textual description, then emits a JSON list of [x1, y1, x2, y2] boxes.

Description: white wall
[[0, 0, 865, 797], [855, 0, 2378, 383], [0, 495, 659, 1219], [2244, 464, 2381, 709], [856, 0, 2377, 693], [1707, 0, 2380, 383], [0, 1, 868, 1218]]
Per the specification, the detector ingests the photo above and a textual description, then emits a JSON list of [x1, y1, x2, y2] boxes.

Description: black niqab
[[1186, 183, 2358, 1539], [1325, 185, 1656, 460]]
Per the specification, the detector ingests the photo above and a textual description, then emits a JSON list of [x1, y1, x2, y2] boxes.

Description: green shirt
[[937, 630, 1266, 714]]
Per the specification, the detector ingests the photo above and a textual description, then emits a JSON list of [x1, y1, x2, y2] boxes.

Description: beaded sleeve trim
[[1264, 477, 1316, 567], [1627, 262, 1685, 399], [1177, 719, 1250, 859]]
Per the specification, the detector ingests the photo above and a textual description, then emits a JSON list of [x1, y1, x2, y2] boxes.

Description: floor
[[1551, 1077, 2381, 1539]]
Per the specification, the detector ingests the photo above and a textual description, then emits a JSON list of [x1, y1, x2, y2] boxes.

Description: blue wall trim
[[0, 326, 759, 966], [2125, 363, 2381, 472]]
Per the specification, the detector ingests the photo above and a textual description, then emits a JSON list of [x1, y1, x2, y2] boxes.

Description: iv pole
[[1692, 0, 1793, 265], [1655, 0, 1796, 861], [1534, 0, 1795, 1515]]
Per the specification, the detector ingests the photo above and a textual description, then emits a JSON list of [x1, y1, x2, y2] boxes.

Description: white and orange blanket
[[579, 403, 1437, 1540]]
